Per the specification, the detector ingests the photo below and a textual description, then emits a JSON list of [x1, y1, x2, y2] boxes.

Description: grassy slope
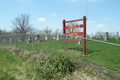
[[3, 38, 120, 71], [0, 49, 39, 80], [1, 38, 120, 79]]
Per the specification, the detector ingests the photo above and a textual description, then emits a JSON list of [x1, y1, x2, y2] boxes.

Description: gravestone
[[0, 35, 1, 43], [27, 40, 32, 43], [9, 38, 12, 42], [18, 37, 21, 41], [78, 41, 82, 45], [27, 37, 32, 43], [38, 40, 43, 43], [104, 32, 109, 41], [90, 33, 93, 38], [45, 35, 48, 40], [53, 37, 55, 39], [28, 37, 31, 41], [56, 35, 62, 41], [3, 39, 6, 42], [75, 36, 78, 39], [35, 34, 40, 40], [116, 32, 119, 41]]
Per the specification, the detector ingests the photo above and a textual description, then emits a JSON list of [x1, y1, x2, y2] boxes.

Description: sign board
[[63, 16, 87, 55]]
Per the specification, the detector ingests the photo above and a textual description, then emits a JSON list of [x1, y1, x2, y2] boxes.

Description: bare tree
[[11, 13, 33, 34], [54, 28, 61, 34], [95, 31, 105, 38], [0, 29, 3, 35], [43, 27, 52, 34], [0, 29, 7, 35]]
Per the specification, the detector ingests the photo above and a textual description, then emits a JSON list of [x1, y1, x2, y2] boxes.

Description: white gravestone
[[28, 37, 31, 41], [18, 37, 21, 41], [45, 35, 48, 40], [90, 33, 93, 38], [78, 41, 82, 45], [104, 32, 109, 41], [56, 35, 62, 41], [3, 39, 6, 42], [53, 37, 55, 39], [75, 36, 78, 39], [9, 38, 12, 42], [117, 32, 119, 41]]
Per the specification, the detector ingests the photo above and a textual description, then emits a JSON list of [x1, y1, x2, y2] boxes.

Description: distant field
[[1, 38, 120, 79]]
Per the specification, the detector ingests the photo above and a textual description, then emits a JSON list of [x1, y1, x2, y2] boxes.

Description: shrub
[[36, 54, 77, 79], [51, 54, 77, 73], [36, 60, 57, 79]]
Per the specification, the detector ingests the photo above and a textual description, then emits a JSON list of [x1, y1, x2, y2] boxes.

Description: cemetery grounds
[[0, 35, 120, 80]]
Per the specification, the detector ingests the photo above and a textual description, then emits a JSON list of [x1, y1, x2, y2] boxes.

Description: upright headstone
[[3, 39, 6, 42], [90, 33, 93, 38], [75, 36, 78, 39], [27, 37, 32, 43], [9, 38, 12, 42], [0, 35, 1, 43], [28, 37, 31, 41], [78, 41, 82, 45], [53, 37, 55, 39], [104, 32, 109, 41], [45, 35, 48, 40], [56, 35, 62, 41], [18, 37, 21, 41], [117, 32, 119, 41], [36, 34, 40, 40]]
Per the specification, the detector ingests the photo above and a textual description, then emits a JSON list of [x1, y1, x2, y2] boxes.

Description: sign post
[[62, 16, 87, 55]]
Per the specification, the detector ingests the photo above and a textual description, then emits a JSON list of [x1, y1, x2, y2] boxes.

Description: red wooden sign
[[62, 16, 87, 55]]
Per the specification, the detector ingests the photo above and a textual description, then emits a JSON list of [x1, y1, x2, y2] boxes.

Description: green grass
[[0, 49, 40, 80], [1, 38, 120, 79]]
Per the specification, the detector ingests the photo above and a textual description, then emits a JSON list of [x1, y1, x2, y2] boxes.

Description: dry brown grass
[[31, 52, 51, 60], [0, 44, 51, 60]]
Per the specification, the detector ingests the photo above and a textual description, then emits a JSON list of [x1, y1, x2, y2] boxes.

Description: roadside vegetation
[[0, 38, 120, 80]]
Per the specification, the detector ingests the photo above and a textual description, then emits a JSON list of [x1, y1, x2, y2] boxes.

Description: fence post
[[64, 35, 66, 54], [16, 34, 17, 47], [63, 20, 65, 50], [5, 35, 6, 45], [83, 16, 86, 55], [32, 33, 34, 52]]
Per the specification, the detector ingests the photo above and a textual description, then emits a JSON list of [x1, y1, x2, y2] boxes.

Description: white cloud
[[51, 14, 56, 16], [87, 21, 93, 24], [94, 24, 108, 28], [105, 18, 109, 21], [38, 18, 46, 22]]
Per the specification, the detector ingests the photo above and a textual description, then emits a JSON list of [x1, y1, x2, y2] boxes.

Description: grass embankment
[[0, 45, 101, 80], [1, 38, 120, 79], [0, 48, 38, 80]]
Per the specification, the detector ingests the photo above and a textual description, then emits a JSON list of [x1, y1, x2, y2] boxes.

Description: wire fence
[[63, 34, 120, 79], [0, 33, 120, 79]]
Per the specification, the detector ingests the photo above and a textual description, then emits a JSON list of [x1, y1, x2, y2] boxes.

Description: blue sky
[[0, 0, 120, 35]]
